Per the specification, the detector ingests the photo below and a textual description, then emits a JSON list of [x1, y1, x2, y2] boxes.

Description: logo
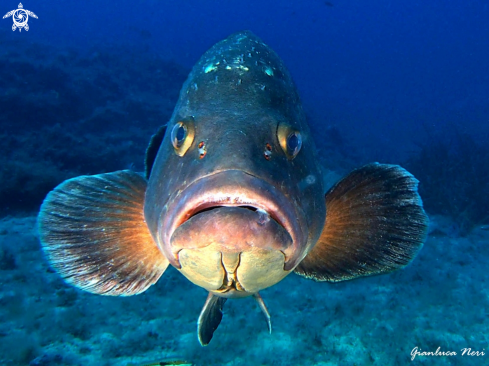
[[3, 3, 37, 32]]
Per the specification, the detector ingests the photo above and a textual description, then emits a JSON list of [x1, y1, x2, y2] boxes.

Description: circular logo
[[13, 9, 28, 28]]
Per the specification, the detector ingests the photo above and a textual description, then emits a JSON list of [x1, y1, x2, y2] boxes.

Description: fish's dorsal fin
[[295, 163, 428, 282], [38, 170, 169, 295], [197, 293, 227, 346], [145, 124, 167, 179]]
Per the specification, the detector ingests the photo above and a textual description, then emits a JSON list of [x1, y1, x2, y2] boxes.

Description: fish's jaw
[[176, 244, 290, 297], [157, 169, 308, 295], [158, 170, 308, 268]]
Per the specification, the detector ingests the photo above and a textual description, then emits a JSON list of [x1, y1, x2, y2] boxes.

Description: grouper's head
[[144, 31, 326, 298]]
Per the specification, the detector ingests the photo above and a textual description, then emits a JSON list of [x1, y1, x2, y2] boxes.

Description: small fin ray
[[295, 163, 428, 282], [38, 170, 169, 296]]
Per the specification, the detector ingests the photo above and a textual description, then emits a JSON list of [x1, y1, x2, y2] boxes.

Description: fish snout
[[170, 206, 292, 296], [158, 170, 307, 296]]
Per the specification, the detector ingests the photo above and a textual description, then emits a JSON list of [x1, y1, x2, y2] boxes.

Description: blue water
[[1, 1, 488, 365], [15, 0, 489, 156]]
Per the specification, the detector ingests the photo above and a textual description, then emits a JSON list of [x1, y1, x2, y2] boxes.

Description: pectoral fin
[[38, 170, 169, 296], [295, 163, 428, 282]]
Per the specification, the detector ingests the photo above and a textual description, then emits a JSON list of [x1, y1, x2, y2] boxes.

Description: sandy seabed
[[0, 214, 488, 366]]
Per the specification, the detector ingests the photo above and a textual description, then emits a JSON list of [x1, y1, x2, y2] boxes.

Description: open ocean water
[[0, 1, 488, 365]]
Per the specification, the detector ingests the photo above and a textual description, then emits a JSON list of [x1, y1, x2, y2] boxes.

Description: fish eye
[[171, 117, 195, 156], [171, 123, 187, 148], [286, 132, 302, 158], [277, 124, 302, 159]]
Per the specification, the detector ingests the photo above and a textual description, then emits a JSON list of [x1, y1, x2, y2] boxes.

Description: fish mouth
[[158, 170, 307, 272], [181, 204, 278, 231]]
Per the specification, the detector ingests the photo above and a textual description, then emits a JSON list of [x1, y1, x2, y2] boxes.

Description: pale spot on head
[[298, 174, 317, 191], [304, 175, 316, 185], [235, 35, 247, 43], [204, 64, 218, 73], [232, 55, 244, 64]]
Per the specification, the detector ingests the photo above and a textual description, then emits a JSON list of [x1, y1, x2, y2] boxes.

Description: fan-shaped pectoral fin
[[38, 170, 170, 296], [295, 163, 428, 282]]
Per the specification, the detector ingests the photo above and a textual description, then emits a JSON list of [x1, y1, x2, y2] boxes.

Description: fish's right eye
[[172, 123, 187, 148], [171, 118, 195, 156]]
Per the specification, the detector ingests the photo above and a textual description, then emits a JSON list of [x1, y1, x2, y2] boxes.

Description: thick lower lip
[[158, 170, 306, 271]]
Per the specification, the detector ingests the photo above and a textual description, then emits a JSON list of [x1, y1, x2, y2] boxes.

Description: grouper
[[38, 31, 428, 346]]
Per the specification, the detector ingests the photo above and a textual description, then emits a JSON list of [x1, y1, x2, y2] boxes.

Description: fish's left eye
[[171, 117, 195, 156], [277, 124, 302, 159]]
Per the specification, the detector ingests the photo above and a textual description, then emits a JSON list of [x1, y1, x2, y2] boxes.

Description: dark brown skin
[[144, 31, 326, 297]]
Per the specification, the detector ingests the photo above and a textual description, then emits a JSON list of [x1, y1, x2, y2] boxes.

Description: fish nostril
[[263, 143, 272, 160], [198, 141, 207, 159]]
